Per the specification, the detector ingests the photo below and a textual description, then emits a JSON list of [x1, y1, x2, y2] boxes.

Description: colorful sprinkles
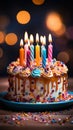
[[0, 111, 73, 126]]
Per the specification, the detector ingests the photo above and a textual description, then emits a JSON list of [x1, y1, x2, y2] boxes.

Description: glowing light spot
[[16, 10, 31, 24], [57, 51, 69, 63], [46, 12, 66, 36], [5, 33, 18, 45], [0, 15, 10, 29], [0, 31, 5, 44], [32, 0, 45, 5], [53, 24, 66, 37], [0, 48, 3, 58]]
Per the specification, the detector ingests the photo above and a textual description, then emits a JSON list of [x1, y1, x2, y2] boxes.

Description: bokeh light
[[5, 33, 18, 45], [32, 0, 45, 5], [0, 15, 10, 29], [53, 24, 66, 37], [0, 31, 5, 44], [16, 10, 31, 24], [0, 48, 3, 58], [46, 11, 66, 36], [57, 51, 69, 63]]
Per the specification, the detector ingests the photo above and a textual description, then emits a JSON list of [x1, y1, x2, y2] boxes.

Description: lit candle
[[36, 33, 39, 43], [40, 35, 43, 58], [24, 32, 28, 65], [19, 39, 24, 66], [24, 31, 28, 43], [41, 36, 46, 68], [35, 33, 40, 66], [30, 34, 34, 61], [27, 40, 31, 67], [48, 34, 53, 62]]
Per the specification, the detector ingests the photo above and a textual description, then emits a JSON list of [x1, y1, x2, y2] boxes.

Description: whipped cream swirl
[[31, 68, 41, 77]]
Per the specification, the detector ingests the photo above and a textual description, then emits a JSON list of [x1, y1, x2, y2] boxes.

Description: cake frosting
[[4, 57, 72, 103], [7, 58, 68, 78]]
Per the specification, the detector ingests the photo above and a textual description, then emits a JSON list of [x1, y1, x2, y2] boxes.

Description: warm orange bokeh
[[46, 12, 66, 36], [57, 51, 69, 63], [16, 10, 31, 24], [5, 33, 18, 45], [0, 31, 5, 44], [32, 0, 45, 5]]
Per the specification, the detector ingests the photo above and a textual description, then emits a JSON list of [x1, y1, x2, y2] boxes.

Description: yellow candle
[[19, 39, 24, 66], [35, 43, 40, 66], [35, 33, 40, 66]]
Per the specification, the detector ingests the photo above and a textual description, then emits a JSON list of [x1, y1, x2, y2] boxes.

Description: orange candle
[[35, 33, 40, 66], [19, 39, 24, 66]]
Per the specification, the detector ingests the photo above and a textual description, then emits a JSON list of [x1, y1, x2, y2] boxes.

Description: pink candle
[[27, 40, 31, 67], [48, 34, 53, 62], [24, 43, 28, 64]]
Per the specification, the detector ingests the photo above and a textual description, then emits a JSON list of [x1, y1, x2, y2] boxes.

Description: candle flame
[[24, 31, 28, 43], [48, 34, 52, 43], [40, 36, 43, 43], [20, 39, 23, 47], [43, 36, 46, 45], [30, 34, 34, 43], [41, 36, 46, 45], [36, 33, 39, 43]]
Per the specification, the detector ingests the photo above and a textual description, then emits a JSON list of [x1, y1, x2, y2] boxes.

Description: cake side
[[5, 58, 69, 103], [6, 74, 68, 102]]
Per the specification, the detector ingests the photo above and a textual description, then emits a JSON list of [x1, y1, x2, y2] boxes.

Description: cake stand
[[0, 91, 73, 112]]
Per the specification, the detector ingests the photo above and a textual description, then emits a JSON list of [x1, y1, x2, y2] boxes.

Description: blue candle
[[30, 34, 34, 61], [30, 44, 34, 61], [42, 45, 46, 68]]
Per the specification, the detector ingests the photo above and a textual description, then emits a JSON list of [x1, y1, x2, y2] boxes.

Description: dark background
[[0, 0, 73, 78]]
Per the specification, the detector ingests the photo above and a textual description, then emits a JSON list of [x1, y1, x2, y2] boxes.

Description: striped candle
[[41, 36, 46, 68], [27, 40, 31, 67], [48, 34, 53, 62], [30, 34, 34, 61], [42, 45, 46, 68]]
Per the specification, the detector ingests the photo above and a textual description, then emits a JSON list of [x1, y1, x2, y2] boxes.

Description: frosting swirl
[[31, 68, 41, 77]]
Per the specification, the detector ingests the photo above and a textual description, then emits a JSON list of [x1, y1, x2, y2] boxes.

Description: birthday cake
[[4, 33, 71, 103]]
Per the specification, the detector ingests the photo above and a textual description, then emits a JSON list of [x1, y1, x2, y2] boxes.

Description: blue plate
[[0, 91, 73, 111]]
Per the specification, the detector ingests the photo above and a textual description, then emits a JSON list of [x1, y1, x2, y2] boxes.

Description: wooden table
[[0, 77, 73, 130]]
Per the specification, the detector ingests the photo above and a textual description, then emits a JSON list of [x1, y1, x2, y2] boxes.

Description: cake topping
[[7, 58, 68, 77], [31, 68, 41, 78]]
